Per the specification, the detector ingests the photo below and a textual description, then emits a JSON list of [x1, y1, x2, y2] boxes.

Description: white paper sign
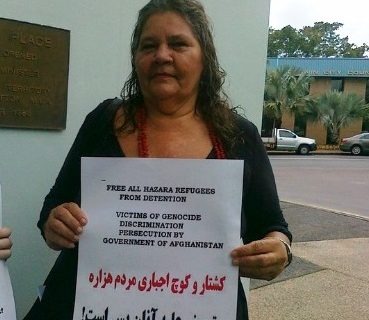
[[74, 158, 244, 320], [0, 185, 17, 320]]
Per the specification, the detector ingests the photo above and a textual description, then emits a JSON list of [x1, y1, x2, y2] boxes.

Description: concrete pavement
[[248, 202, 369, 320]]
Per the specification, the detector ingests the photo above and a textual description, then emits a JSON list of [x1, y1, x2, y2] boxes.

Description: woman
[[25, 0, 292, 319], [0, 227, 12, 260]]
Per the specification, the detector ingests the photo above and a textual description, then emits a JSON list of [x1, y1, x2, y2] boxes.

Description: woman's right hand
[[43, 202, 87, 251], [0, 227, 12, 260]]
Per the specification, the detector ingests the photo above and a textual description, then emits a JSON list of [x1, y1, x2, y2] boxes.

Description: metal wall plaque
[[0, 18, 70, 130]]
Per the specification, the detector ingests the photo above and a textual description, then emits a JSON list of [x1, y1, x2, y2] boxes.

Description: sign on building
[[0, 18, 70, 130]]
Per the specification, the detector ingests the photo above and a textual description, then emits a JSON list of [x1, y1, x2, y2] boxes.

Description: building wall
[[301, 78, 328, 144], [281, 113, 295, 130], [307, 78, 366, 144], [344, 78, 367, 96], [340, 79, 366, 139], [340, 119, 363, 139], [0, 1, 271, 317], [266, 59, 369, 144], [309, 78, 332, 97], [306, 121, 327, 145]]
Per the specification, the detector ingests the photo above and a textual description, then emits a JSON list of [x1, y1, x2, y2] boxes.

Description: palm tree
[[263, 66, 311, 129], [304, 91, 367, 144], [362, 104, 369, 121]]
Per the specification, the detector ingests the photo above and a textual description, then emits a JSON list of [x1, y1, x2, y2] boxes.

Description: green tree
[[304, 91, 367, 144], [268, 25, 304, 57], [362, 104, 369, 120], [268, 22, 369, 57], [361, 104, 369, 132], [263, 66, 311, 129]]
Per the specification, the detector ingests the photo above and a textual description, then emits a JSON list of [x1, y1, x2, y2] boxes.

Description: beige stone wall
[[305, 78, 331, 145], [309, 78, 331, 97], [344, 79, 366, 97], [310, 77, 367, 97], [305, 78, 366, 144], [265, 76, 368, 145], [340, 79, 366, 139], [340, 119, 363, 139], [281, 113, 295, 129], [306, 121, 327, 145]]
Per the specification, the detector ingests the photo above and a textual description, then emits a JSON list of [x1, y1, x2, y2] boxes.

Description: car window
[[279, 130, 295, 138], [360, 134, 369, 139]]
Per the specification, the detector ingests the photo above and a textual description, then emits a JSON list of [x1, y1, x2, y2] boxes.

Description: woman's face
[[134, 11, 203, 108]]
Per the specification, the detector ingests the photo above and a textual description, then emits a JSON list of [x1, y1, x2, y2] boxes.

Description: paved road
[[269, 155, 369, 219], [249, 157, 369, 319]]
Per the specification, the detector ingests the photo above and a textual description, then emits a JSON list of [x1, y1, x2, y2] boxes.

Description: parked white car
[[262, 128, 317, 155]]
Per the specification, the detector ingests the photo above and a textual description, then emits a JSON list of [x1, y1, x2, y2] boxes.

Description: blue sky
[[269, 0, 369, 46]]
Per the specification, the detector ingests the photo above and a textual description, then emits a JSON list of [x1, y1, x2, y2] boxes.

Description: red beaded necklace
[[136, 108, 225, 159]]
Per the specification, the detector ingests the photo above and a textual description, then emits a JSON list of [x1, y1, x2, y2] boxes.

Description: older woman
[[0, 227, 12, 260], [25, 0, 292, 319]]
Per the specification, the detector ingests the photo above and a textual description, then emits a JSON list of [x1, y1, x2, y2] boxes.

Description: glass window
[[331, 79, 344, 92], [279, 130, 295, 138], [294, 114, 306, 137], [362, 118, 369, 132], [361, 134, 369, 139]]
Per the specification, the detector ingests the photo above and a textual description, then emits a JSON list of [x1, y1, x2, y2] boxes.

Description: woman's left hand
[[230, 233, 289, 281]]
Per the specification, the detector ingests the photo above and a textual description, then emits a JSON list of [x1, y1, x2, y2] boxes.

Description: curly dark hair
[[119, 0, 239, 153]]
